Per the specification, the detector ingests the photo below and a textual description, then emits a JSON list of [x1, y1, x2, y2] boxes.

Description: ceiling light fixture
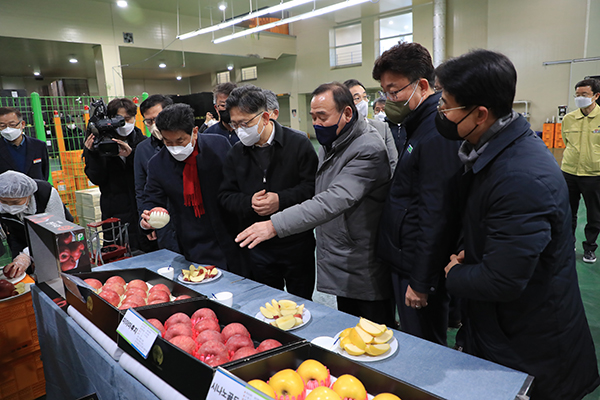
[[227, 64, 234, 71], [117, 1, 128, 8], [159, 62, 167, 68], [176, 75, 182, 80], [218, 2, 227, 11], [213, 0, 370, 44], [69, 58, 78, 63], [33, 72, 40, 76], [177, 0, 314, 40]]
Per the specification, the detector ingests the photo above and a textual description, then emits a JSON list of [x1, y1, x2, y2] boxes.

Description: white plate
[[254, 308, 311, 331], [0, 269, 27, 285], [177, 268, 222, 284], [332, 330, 398, 362]]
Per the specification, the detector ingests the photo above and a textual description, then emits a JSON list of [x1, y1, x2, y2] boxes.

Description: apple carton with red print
[[24, 213, 91, 286]]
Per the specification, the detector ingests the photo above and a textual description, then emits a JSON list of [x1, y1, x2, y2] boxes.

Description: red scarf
[[183, 143, 205, 218]]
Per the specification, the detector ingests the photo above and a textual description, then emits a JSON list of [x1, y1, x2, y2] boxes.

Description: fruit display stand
[[64, 267, 203, 342], [31, 249, 533, 400], [116, 297, 305, 399]]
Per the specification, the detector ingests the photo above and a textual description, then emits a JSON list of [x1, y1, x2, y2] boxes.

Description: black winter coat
[[83, 127, 147, 250], [377, 92, 462, 294], [133, 135, 180, 253], [143, 134, 249, 276], [447, 115, 600, 400], [218, 121, 318, 249], [0, 135, 49, 181]]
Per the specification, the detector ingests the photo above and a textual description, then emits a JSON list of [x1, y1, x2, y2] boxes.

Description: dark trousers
[[336, 296, 396, 327], [249, 238, 315, 300], [563, 172, 600, 252], [391, 271, 449, 346]]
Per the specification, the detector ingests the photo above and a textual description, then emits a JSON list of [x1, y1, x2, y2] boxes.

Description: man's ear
[[475, 106, 490, 125]]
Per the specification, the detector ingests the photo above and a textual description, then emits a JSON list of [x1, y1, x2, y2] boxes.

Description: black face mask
[[219, 109, 231, 124], [435, 106, 478, 141]]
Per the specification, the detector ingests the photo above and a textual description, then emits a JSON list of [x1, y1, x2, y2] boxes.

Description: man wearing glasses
[[0, 107, 49, 181], [235, 82, 394, 326], [561, 78, 600, 263], [219, 85, 318, 299], [134, 94, 179, 253], [373, 42, 462, 345], [439, 50, 599, 400], [204, 82, 239, 145], [344, 79, 398, 173], [83, 98, 147, 251]]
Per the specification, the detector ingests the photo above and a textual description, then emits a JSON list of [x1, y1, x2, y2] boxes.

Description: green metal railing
[[0, 92, 149, 222]]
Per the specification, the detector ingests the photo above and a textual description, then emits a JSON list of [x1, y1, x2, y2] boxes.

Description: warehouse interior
[[2, 0, 600, 399]]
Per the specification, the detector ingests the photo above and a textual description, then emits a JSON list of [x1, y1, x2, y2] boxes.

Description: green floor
[[577, 201, 600, 400]]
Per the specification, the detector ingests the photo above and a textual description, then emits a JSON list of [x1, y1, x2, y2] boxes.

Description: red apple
[[231, 346, 257, 361], [105, 276, 126, 287], [84, 278, 102, 290], [125, 287, 147, 299], [194, 318, 221, 334], [148, 290, 170, 303], [103, 283, 125, 296], [147, 318, 165, 335], [127, 279, 148, 291], [164, 312, 192, 329], [149, 284, 171, 296], [225, 334, 254, 356], [195, 330, 223, 346], [221, 323, 250, 343], [164, 323, 194, 340], [256, 339, 282, 353], [98, 288, 120, 307], [168, 335, 196, 355]]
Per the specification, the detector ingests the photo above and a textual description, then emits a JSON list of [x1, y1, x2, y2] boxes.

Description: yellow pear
[[373, 329, 394, 344], [343, 343, 366, 356], [354, 325, 374, 344], [348, 328, 366, 350], [365, 343, 390, 356], [359, 317, 386, 336]]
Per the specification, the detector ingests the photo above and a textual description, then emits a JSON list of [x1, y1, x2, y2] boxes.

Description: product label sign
[[116, 309, 159, 359], [207, 367, 274, 400]]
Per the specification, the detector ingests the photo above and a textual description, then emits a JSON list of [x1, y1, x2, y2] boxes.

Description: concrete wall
[[2, 0, 600, 130]]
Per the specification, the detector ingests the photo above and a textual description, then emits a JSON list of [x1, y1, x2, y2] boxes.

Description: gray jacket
[[368, 118, 398, 174], [271, 118, 392, 300]]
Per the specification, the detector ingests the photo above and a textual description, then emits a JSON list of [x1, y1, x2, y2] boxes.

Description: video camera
[[86, 99, 124, 157]]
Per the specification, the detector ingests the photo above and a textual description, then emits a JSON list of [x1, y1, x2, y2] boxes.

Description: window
[[379, 13, 413, 55], [241, 66, 257, 81], [331, 23, 362, 67], [216, 71, 230, 84]]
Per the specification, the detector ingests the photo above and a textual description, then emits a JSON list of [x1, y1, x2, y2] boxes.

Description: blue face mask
[[314, 112, 343, 147]]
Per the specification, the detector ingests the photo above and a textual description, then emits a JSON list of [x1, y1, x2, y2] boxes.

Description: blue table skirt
[[33, 249, 531, 400]]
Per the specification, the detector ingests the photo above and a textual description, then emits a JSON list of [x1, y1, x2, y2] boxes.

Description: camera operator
[[83, 98, 147, 252]]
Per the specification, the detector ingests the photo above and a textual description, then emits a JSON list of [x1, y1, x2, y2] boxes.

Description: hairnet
[[0, 171, 37, 198]]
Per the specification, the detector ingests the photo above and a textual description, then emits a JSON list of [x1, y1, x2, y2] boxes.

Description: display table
[[32, 249, 532, 400]]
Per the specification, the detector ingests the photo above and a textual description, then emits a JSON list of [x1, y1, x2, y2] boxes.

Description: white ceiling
[[0, 0, 411, 82]]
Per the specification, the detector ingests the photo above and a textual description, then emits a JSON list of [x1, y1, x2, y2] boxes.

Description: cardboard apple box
[[25, 213, 91, 287]]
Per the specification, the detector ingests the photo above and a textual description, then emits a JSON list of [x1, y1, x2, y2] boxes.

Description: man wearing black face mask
[[235, 82, 394, 326], [204, 82, 239, 146], [438, 49, 599, 400], [373, 42, 462, 346]]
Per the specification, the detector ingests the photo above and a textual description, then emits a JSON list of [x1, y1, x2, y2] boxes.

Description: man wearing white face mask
[[561, 78, 600, 263], [134, 94, 179, 254], [0, 171, 65, 278], [219, 85, 318, 299], [140, 104, 249, 276], [83, 98, 147, 252], [344, 80, 398, 173], [0, 107, 49, 181]]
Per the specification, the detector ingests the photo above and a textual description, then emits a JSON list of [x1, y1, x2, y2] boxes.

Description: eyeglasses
[[383, 81, 416, 101], [573, 93, 594, 98], [437, 97, 466, 119], [353, 93, 370, 104], [229, 112, 263, 130], [0, 121, 22, 130], [143, 118, 156, 126]]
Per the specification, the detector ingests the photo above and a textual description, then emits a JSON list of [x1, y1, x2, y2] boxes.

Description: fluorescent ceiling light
[[213, 0, 370, 44], [117, 1, 128, 8], [69, 58, 78, 63], [159, 62, 167, 68], [178, 0, 314, 40]]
